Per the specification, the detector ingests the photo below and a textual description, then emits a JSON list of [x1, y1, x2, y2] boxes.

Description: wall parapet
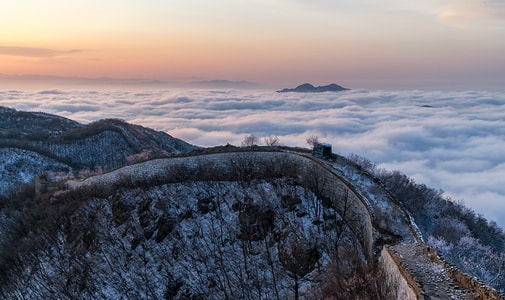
[[379, 246, 420, 300], [423, 245, 505, 300]]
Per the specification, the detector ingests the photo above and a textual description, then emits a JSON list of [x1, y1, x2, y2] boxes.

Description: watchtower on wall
[[312, 142, 332, 159]]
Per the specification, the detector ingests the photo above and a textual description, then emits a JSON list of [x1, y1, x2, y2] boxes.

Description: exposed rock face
[[277, 83, 349, 93], [0, 106, 197, 195]]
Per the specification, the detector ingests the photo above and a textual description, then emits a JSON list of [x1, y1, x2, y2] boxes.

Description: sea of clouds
[[2, 87, 505, 229]]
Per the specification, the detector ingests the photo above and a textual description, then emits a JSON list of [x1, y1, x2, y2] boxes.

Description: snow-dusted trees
[[263, 135, 280, 146], [241, 134, 259, 147], [278, 235, 320, 300], [0, 171, 376, 299], [364, 160, 505, 291], [306, 135, 319, 147], [429, 236, 505, 288], [1, 151, 394, 298], [241, 134, 281, 147]]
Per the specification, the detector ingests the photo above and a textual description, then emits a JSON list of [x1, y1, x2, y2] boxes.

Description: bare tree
[[263, 135, 280, 146], [278, 237, 320, 300], [241, 134, 259, 147], [306, 135, 319, 147]]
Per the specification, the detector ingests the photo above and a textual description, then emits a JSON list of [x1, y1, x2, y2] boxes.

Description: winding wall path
[[66, 149, 502, 299]]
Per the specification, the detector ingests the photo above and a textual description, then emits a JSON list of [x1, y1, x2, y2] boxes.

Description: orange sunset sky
[[1, 0, 505, 90]]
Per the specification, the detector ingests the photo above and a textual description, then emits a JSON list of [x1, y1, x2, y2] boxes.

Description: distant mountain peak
[[277, 83, 349, 93]]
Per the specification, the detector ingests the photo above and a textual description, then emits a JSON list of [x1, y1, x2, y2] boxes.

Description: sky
[[2, 88, 505, 230], [1, 0, 505, 90]]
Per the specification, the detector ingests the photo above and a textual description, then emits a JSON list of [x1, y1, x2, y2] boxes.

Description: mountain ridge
[[277, 83, 349, 93], [0, 106, 197, 195]]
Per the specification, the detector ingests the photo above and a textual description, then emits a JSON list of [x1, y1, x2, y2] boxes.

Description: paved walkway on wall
[[390, 243, 477, 299]]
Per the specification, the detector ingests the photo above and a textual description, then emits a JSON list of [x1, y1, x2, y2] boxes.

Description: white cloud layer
[[2, 87, 505, 229]]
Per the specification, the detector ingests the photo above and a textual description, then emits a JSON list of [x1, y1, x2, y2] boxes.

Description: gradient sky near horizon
[[1, 0, 505, 90]]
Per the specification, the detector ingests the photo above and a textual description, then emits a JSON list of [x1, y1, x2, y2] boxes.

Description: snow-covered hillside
[[1, 149, 502, 299], [0, 106, 196, 195]]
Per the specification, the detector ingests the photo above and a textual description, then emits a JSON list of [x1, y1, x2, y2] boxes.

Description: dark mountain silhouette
[[277, 83, 349, 93]]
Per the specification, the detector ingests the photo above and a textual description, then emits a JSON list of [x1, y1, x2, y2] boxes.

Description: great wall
[[63, 148, 504, 299]]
